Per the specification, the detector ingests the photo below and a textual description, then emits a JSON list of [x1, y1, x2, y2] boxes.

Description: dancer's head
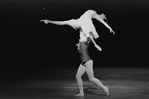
[[100, 13, 107, 20]]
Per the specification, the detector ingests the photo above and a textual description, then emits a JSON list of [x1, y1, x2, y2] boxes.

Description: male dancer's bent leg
[[75, 64, 86, 97], [85, 60, 109, 96]]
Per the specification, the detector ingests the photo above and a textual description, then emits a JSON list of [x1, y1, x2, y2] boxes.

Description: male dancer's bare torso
[[78, 38, 91, 63]]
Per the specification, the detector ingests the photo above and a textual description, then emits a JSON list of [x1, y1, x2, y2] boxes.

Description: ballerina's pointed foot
[[104, 86, 109, 96], [75, 93, 84, 97]]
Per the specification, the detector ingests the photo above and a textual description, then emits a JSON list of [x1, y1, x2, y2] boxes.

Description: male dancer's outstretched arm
[[93, 14, 115, 34]]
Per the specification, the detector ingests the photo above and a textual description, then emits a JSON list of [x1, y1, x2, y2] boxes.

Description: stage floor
[[0, 68, 149, 99]]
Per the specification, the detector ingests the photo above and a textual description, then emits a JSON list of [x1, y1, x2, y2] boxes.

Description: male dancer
[[41, 9, 115, 96]]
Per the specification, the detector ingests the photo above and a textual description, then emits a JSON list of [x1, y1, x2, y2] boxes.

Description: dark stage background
[[0, 0, 149, 80]]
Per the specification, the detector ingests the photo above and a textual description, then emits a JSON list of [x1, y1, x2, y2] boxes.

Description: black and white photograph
[[0, 0, 149, 99]]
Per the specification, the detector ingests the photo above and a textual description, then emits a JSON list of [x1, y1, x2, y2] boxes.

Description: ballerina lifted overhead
[[41, 9, 115, 97]]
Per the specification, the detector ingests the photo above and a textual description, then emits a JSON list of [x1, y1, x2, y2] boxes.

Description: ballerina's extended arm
[[93, 14, 115, 35], [40, 19, 80, 30], [40, 19, 70, 25], [41, 19, 77, 26]]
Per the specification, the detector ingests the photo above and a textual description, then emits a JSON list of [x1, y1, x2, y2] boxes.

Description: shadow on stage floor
[[0, 68, 149, 99]]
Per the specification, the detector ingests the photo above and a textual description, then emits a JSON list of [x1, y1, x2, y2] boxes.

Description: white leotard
[[69, 10, 99, 40], [79, 31, 88, 42], [77, 10, 99, 39]]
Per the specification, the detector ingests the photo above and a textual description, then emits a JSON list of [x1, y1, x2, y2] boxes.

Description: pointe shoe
[[104, 86, 109, 96], [75, 93, 84, 97]]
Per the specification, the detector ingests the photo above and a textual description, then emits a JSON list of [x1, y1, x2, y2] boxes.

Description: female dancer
[[41, 9, 115, 97]]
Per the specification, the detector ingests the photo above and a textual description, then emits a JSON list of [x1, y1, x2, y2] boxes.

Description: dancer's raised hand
[[40, 20, 50, 24], [110, 28, 115, 35]]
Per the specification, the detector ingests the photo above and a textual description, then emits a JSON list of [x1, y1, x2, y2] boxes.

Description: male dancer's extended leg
[[75, 64, 86, 97], [85, 60, 109, 96]]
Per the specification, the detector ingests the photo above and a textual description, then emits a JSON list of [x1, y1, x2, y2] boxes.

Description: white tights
[[75, 60, 106, 94]]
